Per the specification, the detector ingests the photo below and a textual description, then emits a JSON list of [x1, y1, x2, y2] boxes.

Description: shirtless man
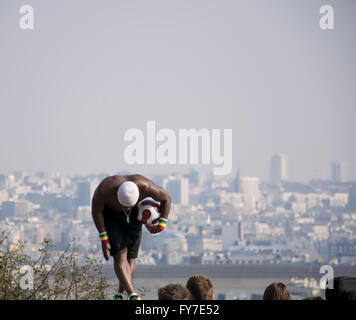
[[91, 174, 171, 300]]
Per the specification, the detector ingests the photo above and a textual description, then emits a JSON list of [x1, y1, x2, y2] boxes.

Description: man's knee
[[113, 248, 128, 264], [128, 258, 136, 267]]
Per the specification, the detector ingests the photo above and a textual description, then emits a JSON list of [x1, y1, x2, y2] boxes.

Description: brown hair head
[[186, 274, 214, 300], [158, 283, 190, 300], [263, 282, 291, 300]]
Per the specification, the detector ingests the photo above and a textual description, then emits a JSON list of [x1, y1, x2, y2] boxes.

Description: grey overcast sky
[[0, 0, 355, 181]]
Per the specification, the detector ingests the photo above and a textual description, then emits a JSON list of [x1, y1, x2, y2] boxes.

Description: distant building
[[76, 179, 98, 206], [61, 230, 71, 250], [330, 193, 349, 207], [152, 174, 166, 187], [1, 201, 15, 219], [0, 190, 9, 206], [240, 177, 260, 196], [0, 174, 8, 189], [347, 183, 356, 210], [240, 177, 261, 210], [1, 200, 31, 219], [202, 237, 223, 252], [163, 176, 189, 205], [0, 174, 16, 189], [237, 217, 244, 241], [36, 226, 45, 246], [76, 181, 91, 206], [187, 169, 200, 187], [55, 195, 73, 214], [76, 206, 91, 222], [232, 169, 240, 193], [269, 154, 287, 181], [186, 234, 203, 255], [331, 161, 346, 182]]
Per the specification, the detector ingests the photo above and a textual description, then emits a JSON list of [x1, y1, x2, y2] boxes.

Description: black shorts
[[103, 205, 143, 259]]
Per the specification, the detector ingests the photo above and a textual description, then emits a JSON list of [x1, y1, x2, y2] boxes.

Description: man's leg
[[118, 258, 136, 295], [116, 222, 142, 299], [113, 248, 135, 295], [128, 258, 136, 278]]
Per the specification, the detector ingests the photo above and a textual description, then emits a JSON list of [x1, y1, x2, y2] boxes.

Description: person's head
[[186, 274, 214, 300], [158, 284, 190, 300], [263, 282, 291, 300], [117, 181, 139, 209]]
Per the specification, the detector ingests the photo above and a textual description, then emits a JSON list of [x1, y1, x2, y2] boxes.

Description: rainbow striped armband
[[99, 231, 109, 243], [158, 218, 167, 231]]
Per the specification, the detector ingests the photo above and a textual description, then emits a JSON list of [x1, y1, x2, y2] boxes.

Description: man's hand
[[101, 241, 111, 260], [145, 224, 162, 234]]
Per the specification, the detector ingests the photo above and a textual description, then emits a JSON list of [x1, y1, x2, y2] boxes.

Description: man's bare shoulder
[[94, 175, 121, 196], [129, 174, 149, 182], [99, 174, 159, 194], [100, 175, 125, 187], [128, 174, 150, 187]]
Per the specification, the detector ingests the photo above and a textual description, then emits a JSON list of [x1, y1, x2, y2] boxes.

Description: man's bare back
[[92, 174, 171, 216]]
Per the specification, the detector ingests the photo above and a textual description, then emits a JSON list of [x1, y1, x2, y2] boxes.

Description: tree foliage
[[0, 230, 110, 300]]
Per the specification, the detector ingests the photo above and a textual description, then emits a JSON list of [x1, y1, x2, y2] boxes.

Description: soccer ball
[[137, 198, 161, 225]]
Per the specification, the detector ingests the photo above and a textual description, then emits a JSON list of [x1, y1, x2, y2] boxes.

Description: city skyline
[[0, 156, 352, 184], [1, 169, 354, 262]]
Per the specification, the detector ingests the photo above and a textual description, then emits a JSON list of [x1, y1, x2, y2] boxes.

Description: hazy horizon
[[1, 0, 355, 182]]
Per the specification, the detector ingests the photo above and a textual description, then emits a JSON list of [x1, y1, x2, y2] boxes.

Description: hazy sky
[[0, 0, 355, 181]]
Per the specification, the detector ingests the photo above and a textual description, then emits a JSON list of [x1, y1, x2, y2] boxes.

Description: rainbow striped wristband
[[158, 218, 167, 231], [99, 231, 109, 242]]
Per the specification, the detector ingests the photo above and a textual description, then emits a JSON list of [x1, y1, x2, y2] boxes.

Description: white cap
[[117, 181, 139, 207]]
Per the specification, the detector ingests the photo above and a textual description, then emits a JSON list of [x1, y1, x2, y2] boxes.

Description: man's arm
[[91, 186, 111, 260], [146, 182, 171, 220], [144, 181, 171, 234], [91, 187, 106, 233]]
